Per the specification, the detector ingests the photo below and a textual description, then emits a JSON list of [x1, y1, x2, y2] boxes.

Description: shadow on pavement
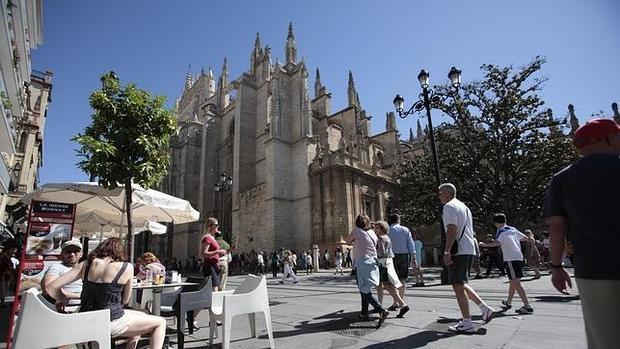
[[534, 295, 580, 302], [437, 307, 510, 324], [268, 310, 387, 339], [361, 328, 487, 348]]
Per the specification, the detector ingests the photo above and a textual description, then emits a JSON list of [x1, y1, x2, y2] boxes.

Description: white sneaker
[[481, 306, 495, 324], [448, 320, 475, 333]]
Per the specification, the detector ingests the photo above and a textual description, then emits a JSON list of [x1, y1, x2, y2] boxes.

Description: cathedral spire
[[251, 32, 263, 74], [347, 70, 359, 108], [218, 57, 229, 89], [254, 32, 262, 54], [386, 112, 397, 132], [613, 102, 620, 124], [409, 127, 414, 142], [206, 66, 215, 95], [568, 104, 579, 135], [314, 68, 322, 98], [416, 119, 423, 139], [184, 65, 193, 90], [285, 22, 297, 64]]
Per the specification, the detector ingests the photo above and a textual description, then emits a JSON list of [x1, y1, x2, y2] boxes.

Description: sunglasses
[[63, 248, 81, 254]]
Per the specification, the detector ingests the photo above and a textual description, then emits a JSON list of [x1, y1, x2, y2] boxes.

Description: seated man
[[41, 240, 83, 312]]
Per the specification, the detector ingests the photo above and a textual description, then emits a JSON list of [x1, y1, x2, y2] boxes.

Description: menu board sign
[[25, 201, 76, 256]]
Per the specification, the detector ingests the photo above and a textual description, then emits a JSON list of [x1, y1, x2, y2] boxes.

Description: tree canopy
[[398, 57, 579, 234], [74, 72, 177, 189], [73, 72, 177, 258]]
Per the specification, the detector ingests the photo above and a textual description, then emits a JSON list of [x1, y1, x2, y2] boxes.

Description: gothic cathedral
[[161, 24, 419, 259]]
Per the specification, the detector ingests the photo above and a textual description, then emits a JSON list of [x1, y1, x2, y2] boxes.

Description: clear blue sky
[[33, 0, 620, 184]]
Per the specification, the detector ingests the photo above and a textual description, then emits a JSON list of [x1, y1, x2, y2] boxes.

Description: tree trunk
[[124, 179, 134, 262]]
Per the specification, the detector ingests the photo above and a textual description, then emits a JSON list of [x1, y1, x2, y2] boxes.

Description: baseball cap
[[573, 118, 620, 149], [62, 240, 83, 251]]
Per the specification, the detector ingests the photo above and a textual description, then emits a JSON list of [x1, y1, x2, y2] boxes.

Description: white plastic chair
[[209, 275, 275, 349], [12, 288, 111, 349]]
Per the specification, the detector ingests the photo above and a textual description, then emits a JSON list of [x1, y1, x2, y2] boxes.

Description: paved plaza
[[0, 267, 585, 348], [178, 268, 585, 348]]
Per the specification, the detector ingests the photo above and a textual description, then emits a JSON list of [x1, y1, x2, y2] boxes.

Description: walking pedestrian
[[439, 183, 495, 333], [346, 214, 389, 327], [480, 214, 533, 314], [387, 213, 417, 311], [256, 251, 265, 276], [305, 250, 313, 275], [335, 248, 344, 275], [345, 248, 353, 268], [374, 221, 409, 318], [201, 218, 227, 292], [470, 237, 484, 280], [270, 252, 279, 278], [214, 229, 231, 291], [279, 250, 299, 284], [481, 234, 506, 277], [291, 250, 298, 274], [543, 118, 620, 348], [323, 250, 330, 270], [410, 229, 426, 286], [523, 230, 542, 279]]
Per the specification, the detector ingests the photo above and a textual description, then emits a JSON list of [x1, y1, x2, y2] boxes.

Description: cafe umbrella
[[22, 182, 200, 261], [74, 211, 168, 242]]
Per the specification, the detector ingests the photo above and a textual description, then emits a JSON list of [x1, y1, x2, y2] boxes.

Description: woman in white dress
[[374, 221, 410, 318]]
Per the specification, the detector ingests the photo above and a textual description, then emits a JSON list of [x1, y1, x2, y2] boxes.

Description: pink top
[[350, 227, 378, 259], [201, 234, 221, 265]]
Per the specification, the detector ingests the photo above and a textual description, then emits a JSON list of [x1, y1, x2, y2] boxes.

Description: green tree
[[399, 57, 578, 235], [73, 72, 177, 259]]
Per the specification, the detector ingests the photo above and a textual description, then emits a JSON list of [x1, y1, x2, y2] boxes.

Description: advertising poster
[[18, 257, 62, 294], [6, 201, 77, 348], [25, 201, 76, 257]]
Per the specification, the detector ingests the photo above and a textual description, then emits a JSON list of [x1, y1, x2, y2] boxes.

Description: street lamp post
[[393, 67, 462, 284], [214, 172, 233, 241]]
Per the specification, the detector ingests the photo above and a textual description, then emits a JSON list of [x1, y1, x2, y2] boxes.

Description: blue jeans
[[360, 291, 382, 315]]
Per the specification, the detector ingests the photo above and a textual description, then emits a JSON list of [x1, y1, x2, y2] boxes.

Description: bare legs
[[384, 283, 406, 307], [452, 283, 486, 318], [530, 265, 542, 278], [120, 309, 167, 349], [507, 279, 530, 306]]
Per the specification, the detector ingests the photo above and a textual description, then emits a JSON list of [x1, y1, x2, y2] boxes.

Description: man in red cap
[[543, 118, 620, 348]]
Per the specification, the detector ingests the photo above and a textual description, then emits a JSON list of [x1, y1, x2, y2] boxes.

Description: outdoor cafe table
[[132, 282, 198, 316]]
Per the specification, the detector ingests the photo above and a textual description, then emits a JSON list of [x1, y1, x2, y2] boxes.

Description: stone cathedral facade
[[161, 24, 422, 260]]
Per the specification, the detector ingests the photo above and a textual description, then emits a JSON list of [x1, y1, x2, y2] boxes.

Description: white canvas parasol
[[22, 182, 199, 260]]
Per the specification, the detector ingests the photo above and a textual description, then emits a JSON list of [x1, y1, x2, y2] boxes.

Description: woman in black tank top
[[47, 238, 167, 349]]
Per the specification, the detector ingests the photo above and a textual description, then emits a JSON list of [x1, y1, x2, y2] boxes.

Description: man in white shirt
[[481, 213, 533, 314], [41, 240, 83, 311], [439, 183, 495, 333]]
